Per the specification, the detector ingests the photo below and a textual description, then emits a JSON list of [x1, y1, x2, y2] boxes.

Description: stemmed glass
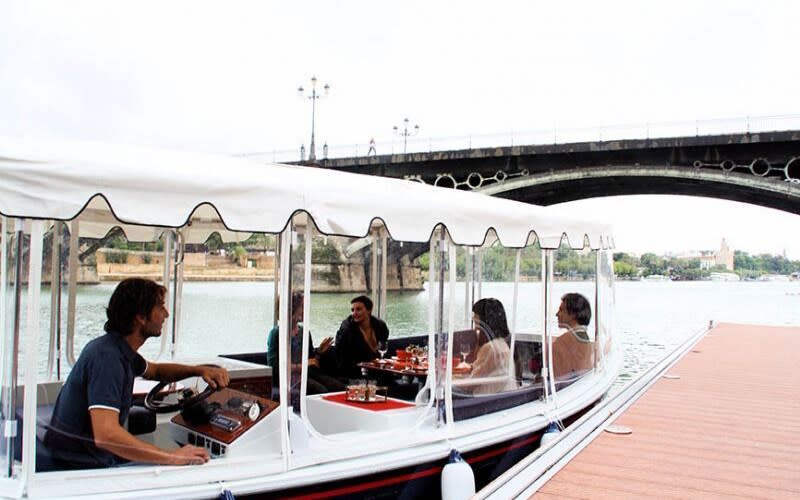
[[377, 341, 388, 363], [459, 343, 471, 364]]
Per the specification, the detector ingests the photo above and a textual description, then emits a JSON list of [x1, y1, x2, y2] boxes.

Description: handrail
[[238, 113, 800, 163]]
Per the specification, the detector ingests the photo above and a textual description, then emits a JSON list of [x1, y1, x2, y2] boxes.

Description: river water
[[54, 280, 800, 390]]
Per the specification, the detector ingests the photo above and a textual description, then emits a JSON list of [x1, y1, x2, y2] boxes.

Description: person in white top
[[468, 298, 517, 395]]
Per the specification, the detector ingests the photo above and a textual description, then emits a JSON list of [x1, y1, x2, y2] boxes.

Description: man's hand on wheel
[[199, 365, 230, 390]]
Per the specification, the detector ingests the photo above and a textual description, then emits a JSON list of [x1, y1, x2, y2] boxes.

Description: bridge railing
[[239, 113, 800, 163]]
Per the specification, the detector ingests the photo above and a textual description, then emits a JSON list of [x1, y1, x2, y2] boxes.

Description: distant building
[[716, 238, 734, 271], [674, 238, 734, 271]]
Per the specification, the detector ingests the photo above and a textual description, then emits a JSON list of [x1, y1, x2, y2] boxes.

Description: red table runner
[[322, 392, 415, 411]]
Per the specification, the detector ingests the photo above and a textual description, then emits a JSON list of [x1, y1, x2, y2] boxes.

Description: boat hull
[[240, 405, 593, 499]]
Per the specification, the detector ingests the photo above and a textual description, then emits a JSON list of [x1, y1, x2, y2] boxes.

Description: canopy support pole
[[170, 231, 185, 360], [543, 249, 557, 402], [434, 228, 448, 426], [299, 222, 312, 420], [427, 237, 435, 338], [594, 250, 601, 371], [379, 229, 387, 320], [1, 219, 23, 478], [65, 221, 79, 367], [47, 223, 61, 380], [277, 225, 292, 467], [273, 235, 280, 328], [464, 247, 472, 326], [444, 235, 456, 427], [158, 231, 173, 360], [21, 221, 44, 484], [509, 249, 521, 378], [476, 248, 483, 300]]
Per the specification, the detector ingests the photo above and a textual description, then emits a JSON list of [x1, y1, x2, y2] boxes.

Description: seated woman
[[552, 292, 594, 382], [334, 295, 389, 379], [267, 292, 344, 401], [465, 298, 517, 395]]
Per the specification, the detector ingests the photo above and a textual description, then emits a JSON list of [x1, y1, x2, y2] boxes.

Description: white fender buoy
[[540, 422, 561, 447], [441, 449, 475, 500]]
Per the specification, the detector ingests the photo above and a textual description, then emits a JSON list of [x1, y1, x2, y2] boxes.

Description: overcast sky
[[2, 1, 799, 258]]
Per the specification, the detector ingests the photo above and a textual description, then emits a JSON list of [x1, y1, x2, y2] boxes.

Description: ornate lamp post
[[393, 118, 419, 154], [297, 76, 329, 162]]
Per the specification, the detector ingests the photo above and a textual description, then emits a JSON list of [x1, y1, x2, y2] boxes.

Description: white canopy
[[0, 137, 613, 249]]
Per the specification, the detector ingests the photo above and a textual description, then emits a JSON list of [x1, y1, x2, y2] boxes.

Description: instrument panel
[[169, 387, 278, 458]]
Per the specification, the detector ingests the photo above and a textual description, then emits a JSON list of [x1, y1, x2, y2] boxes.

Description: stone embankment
[[97, 249, 274, 282], [93, 249, 424, 290]]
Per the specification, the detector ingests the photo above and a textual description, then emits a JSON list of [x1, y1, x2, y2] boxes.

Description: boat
[[757, 274, 791, 282], [709, 272, 740, 282], [0, 137, 619, 499]]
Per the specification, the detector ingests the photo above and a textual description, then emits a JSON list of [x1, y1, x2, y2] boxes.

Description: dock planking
[[532, 322, 800, 499]]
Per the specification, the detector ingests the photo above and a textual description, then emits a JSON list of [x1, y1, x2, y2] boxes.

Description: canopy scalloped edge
[[0, 137, 614, 250]]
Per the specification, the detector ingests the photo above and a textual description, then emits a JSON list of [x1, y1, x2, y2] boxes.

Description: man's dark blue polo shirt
[[45, 331, 147, 468]]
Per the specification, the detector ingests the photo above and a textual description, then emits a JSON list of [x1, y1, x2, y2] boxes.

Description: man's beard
[[143, 322, 163, 338]]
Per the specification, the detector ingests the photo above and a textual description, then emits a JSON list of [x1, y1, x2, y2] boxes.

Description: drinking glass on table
[[377, 341, 388, 363], [459, 343, 471, 363]]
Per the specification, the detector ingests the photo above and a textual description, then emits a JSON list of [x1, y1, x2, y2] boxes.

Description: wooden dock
[[531, 322, 800, 499]]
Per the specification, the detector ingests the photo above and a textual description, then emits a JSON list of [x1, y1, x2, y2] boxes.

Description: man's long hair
[[105, 278, 166, 336], [561, 292, 592, 326]]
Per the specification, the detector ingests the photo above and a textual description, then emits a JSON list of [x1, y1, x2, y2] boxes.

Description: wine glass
[[459, 343, 471, 364], [377, 341, 388, 363]]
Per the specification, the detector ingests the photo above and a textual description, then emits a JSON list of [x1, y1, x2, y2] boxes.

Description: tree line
[[419, 246, 597, 281], [613, 250, 800, 280], [99, 230, 800, 282]]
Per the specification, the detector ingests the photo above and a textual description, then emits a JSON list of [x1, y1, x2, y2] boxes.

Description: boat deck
[[532, 322, 800, 499]]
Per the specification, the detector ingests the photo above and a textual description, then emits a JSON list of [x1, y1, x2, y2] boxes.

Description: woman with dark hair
[[334, 295, 390, 379], [552, 292, 594, 381], [468, 298, 516, 395]]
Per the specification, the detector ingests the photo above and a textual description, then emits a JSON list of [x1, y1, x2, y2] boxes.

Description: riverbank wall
[[92, 249, 424, 291]]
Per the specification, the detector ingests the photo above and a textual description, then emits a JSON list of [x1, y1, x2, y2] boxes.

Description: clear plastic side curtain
[[596, 250, 615, 369], [550, 240, 597, 395], [0, 218, 23, 480], [277, 225, 291, 467], [450, 239, 521, 404], [21, 221, 44, 483], [432, 228, 448, 425]]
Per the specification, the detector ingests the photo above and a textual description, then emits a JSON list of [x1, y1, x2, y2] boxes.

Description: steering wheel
[[143, 365, 220, 414]]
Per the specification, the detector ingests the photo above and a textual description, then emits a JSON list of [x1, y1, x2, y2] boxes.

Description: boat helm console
[[168, 388, 278, 458]]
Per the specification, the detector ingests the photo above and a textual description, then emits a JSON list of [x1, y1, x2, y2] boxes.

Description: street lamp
[[393, 118, 419, 154], [297, 76, 329, 162]]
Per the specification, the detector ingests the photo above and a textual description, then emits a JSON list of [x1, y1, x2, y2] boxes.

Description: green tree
[[640, 253, 667, 275], [614, 261, 637, 278]]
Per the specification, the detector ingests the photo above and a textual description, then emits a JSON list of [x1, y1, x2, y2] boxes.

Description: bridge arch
[[478, 166, 800, 215]]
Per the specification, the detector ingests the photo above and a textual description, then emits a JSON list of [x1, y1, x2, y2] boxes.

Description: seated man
[[334, 295, 389, 379], [266, 291, 344, 401], [45, 278, 230, 469], [552, 292, 594, 381]]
